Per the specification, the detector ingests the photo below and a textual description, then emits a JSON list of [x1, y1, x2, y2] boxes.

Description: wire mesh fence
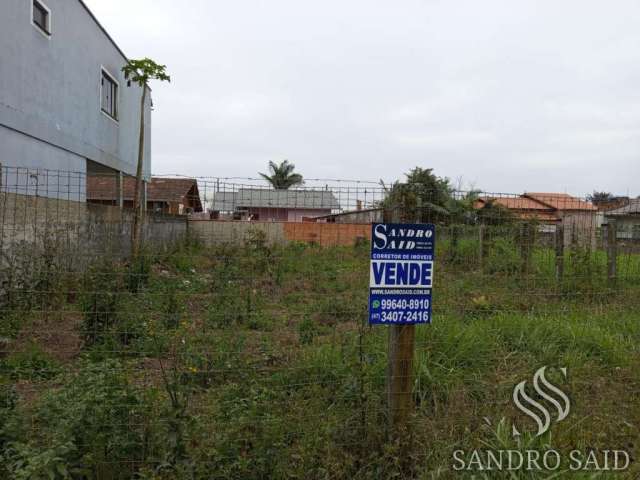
[[1, 164, 640, 479]]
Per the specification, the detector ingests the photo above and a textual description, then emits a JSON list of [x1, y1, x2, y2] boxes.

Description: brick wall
[[282, 222, 370, 246], [190, 220, 371, 247]]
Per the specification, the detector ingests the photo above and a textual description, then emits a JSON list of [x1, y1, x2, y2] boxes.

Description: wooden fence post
[[450, 224, 459, 263], [116, 171, 124, 210], [555, 224, 564, 283], [607, 219, 617, 288], [384, 208, 416, 437], [478, 224, 485, 271], [519, 222, 533, 274]]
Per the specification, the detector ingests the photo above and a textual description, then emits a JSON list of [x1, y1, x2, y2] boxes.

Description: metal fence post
[[607, 219, 617, 288]]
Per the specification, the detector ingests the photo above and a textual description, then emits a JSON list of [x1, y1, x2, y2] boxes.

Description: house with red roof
[[475, 192, 597, 246]]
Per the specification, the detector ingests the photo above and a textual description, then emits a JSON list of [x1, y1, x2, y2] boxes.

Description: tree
[[122, 58, 171, 256], [586, 191, 614, 206], [380, 167, 455, 222], [259, 160, 304, 189], [475, 198, 516, 225]]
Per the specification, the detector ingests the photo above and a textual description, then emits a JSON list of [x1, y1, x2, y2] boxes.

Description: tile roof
[[211, 188, 340, 211], [524, 193, 596, 211], [477, 197, 553, 211], [606, 199, 640, 216], [476, 192, 596, 222], [87, 176, 202, 211]]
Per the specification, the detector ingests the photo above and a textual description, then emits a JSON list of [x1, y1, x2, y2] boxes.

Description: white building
[[0, 0, 151, 200]]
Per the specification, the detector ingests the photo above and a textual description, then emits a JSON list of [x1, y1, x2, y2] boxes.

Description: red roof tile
[[524, 193, 596, 211], [477, 196, 553, 211]]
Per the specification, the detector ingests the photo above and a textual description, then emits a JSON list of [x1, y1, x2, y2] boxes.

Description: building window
[[32, 0, 51, 36], [101, 69, 119, 120]]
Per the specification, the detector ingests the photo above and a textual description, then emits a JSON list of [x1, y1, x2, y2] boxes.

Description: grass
[[0, 234, 639, 479]]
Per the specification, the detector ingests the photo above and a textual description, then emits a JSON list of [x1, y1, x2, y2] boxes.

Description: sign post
[[369, 219, 435, 434]]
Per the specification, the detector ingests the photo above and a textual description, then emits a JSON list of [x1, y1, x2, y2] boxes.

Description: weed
[[485, 238, 521, 274], [1, 344, 60, 381]]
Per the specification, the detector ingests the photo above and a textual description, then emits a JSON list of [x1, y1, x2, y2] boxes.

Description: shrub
[[3, 360, 152, 479], [0, 383, 18, 462]]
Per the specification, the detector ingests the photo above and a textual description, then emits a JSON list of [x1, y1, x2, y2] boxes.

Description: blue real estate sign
[[369, 223, 435, 325]]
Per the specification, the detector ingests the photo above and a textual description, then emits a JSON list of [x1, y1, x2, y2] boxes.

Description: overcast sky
[[84, 0, 640, 195]]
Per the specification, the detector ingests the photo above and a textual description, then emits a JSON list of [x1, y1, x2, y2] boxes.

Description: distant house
[[474, 196, 560, 227], [87, 176, 202, 215], [211, 188, 339, 222], [604, 199, 640, 240], [594, 197, 630, 212], [476, 192, 597, 246], [314, 207, 383, 224], [476, 193, 596, 224]]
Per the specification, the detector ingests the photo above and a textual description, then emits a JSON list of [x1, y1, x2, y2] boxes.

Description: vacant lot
[[1, 230, 639, 479]]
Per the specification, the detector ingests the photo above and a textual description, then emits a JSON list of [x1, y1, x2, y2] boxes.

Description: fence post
[[607, 219, 617, 288], [116, 171, 124, 210], [450, 224, 459, 262], [384, 208, 416, 439], [478, 224, 485, 271], [519, 222, 533, 274], [555, 224, 564, 283], [142, 180, 148, 213]]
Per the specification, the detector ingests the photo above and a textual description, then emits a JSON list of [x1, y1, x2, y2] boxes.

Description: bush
[[3, 360, 153, 480], [0, 383, 18, 467]]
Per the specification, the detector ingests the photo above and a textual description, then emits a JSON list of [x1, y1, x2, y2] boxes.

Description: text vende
[[370, 261, 433, 288]]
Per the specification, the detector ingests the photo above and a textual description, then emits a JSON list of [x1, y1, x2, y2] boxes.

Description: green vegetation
[[1, 231, 639, 479], [259, 160, 304, 189]]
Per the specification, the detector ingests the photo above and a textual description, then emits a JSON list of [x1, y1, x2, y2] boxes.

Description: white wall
[[0, 126, 87, 200]]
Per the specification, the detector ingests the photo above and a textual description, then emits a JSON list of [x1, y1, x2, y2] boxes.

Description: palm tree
[[259, 160, 304, 189]]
